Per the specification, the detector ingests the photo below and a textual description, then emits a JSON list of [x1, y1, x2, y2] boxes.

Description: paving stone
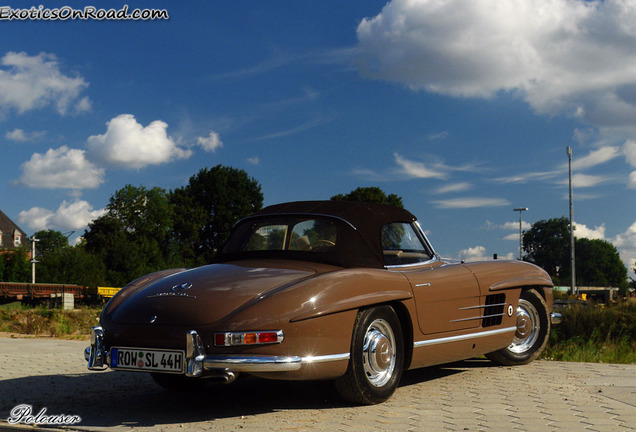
[[0, 338, 635, 431]]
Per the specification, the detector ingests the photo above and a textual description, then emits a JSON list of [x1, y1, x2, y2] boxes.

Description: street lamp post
[[30, 236, 39, 284], [513, 207, 528, 260], [567, 146, 577, 296]]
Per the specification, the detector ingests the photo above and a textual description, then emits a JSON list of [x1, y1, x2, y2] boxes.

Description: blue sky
[[1, 0, 635, 277]]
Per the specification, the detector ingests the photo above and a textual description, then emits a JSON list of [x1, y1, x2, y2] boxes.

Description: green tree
[[170, 165, 263, 266], [330, 186, 404, 208], [523, 217, 628, 290], [575, 238, 628, 292], [522, 217, 571, 283], [36, 243, 106, 289], [84, 185, 175, 286], [33, 229, 69, 257], [0, 249, 30, 282]]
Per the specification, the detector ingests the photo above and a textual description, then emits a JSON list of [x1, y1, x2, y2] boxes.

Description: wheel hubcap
[[509, 298, 540, 354], [362, 319, 396, 387]]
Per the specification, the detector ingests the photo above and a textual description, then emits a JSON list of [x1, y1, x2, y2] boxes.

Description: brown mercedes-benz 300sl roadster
[[86, 200, 559, 404]]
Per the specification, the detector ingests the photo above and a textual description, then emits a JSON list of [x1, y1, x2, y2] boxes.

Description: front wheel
[[486, 288, 550, 366], [335, 306, 404, 405]]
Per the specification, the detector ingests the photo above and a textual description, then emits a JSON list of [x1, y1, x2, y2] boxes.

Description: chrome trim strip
[[414, 221, 438, 257], [385, 255, 439, 270], [204, 355, 302, 372], [459, 303, 507, 310], [301, 353, 350, 363], [203, 352, 349, 372], [449, 313, 506, 323], [413, 326, 517, 348]]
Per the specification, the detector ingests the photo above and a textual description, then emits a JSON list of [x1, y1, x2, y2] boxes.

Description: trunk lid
[[111, 261, 318, 326]]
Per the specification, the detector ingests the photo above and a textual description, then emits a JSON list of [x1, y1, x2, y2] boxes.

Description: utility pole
[[30, 236, 39, 284], [513, 207, 528, 260], [567, 146, 577, 296]]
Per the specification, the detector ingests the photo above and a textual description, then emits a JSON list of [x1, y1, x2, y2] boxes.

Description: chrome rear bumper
[[550, 312, 562, 325], [85, 327, 348, 377]]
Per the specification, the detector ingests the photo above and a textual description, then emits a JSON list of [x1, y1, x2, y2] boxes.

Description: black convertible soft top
[[218, 201, 418, 268]]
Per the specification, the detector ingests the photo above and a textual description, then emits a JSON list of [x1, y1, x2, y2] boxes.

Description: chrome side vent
[[482, 294, 506, 327]]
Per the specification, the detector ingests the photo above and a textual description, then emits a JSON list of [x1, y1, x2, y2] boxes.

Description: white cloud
[[356, 1, 636, 118], [0, 51, 89, 115], [457, 245, 515, 262], [573, 222, 606, 240], [625, 140, 636, 166], [5, 128, 46, 142], [247, 156, 260, 165], [17, 207, 54, 232], [19, 146, 104, 189], [87, 114, 192, 169], [434, 182, 472, 194], [459, 245, 488, 261], [501, 221, 532, 231], [562, 173, 612, 188], [624, 140, 636, 188], [432, 197, 510, 209], [394, 153, 446, 179], [628, 171, 636, 189], [611, 220, 636, 277], [428, 131, 449, 141], [18, 200, 106, 232], [197, 131, 223, 152], [571, 146, 621, 170], [493, 170, 560, 185]]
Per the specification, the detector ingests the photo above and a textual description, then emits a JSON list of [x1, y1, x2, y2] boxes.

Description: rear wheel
[[335, 306, 404, 404], [486, 289, 550, 366]]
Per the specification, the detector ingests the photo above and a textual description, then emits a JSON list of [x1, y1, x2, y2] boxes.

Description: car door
[[400, 263, 481, 335], [382, 222, 481, 335]]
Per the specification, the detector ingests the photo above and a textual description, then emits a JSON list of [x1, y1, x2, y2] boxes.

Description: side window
[[244, 224, 288, 251], [382, 223, 431, 266]]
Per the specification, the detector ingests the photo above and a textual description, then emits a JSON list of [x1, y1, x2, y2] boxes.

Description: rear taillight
[[214, 330, 284, 346]]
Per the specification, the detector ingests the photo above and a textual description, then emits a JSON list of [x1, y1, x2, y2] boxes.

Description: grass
[[542, 298, 636, 364], [0, 302, 101, 339], [0, 298, 635, 364]]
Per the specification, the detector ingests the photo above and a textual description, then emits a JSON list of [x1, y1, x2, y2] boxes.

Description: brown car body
[[86, 201, 555, 404]]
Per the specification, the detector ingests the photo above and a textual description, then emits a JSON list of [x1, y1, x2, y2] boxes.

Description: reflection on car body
[[86, 200, 556, 404]]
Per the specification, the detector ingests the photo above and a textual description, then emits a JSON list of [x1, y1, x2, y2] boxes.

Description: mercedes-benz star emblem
[[171, 282, 193, 292]]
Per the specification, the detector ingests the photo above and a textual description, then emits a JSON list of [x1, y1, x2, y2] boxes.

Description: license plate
[[111, 347, 184, 373]]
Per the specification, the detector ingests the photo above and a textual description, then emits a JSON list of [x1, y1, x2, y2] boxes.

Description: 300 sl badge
[[146, 282, 196, 299]]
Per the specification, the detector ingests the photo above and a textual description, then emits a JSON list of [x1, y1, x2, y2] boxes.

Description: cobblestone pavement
[[0, 337, 635, 431]]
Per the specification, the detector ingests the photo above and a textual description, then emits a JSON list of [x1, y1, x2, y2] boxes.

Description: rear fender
[[287, 268, 413, 323]]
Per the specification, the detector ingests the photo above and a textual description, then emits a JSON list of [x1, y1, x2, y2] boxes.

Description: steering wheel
[[309, 239, 335, 249]]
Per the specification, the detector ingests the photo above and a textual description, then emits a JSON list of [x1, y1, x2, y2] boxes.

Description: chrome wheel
[[362, 318, 396, 387], [486, 289, 550, 366], [335, 306, 404, 404], [509, 298, 541, 354]]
